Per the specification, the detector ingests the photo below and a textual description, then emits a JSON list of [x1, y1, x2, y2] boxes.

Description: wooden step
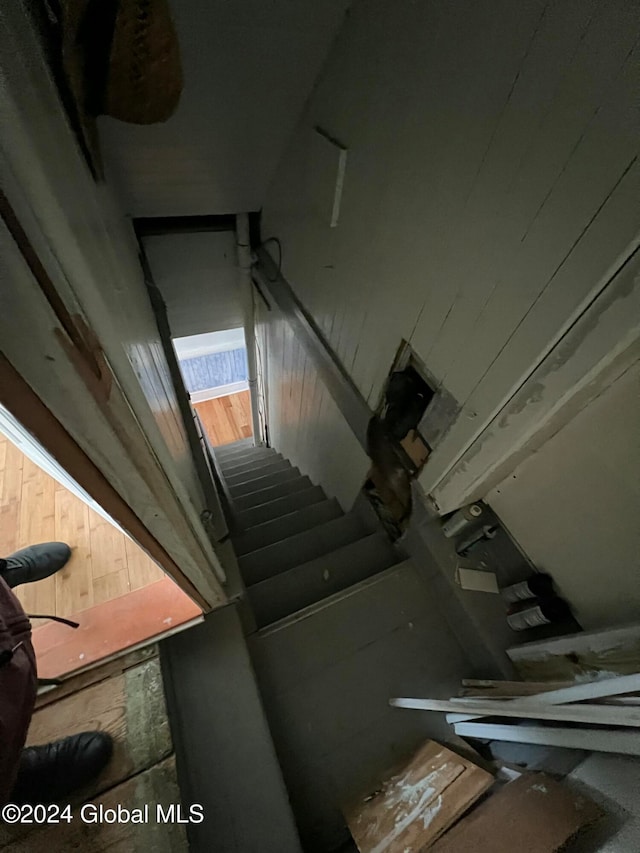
[[240, 514, 367, 586], [248, 533, 401, 627], [215, 438, 253, 455], [229, 466, 301, 498], [237, 486, 327, 529], [234, 476, 314, 510], [218, 447, 277, 467], [225, 458, 292, 488], [222, 453, 286, 479], [233, 499, 343, 557]]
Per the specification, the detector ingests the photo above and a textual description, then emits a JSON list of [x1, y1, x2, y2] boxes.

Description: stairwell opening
[[173, 328, 253, 448]]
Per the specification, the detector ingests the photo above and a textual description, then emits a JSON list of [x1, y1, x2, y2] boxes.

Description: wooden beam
[[460, 679, 573, 697], [453, 722, 640, 756], [390, 695, 640, 727], [450, 673, 640, 722], [507, 623, 640, 682]]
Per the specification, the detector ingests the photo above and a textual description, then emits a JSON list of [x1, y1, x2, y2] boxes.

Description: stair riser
[[218, 448, 276, 467], [222, 455, 285, 479], [233, 500, 342, 556], [229, 467, 300, 497], [240, 515, 366, 586], [234, 477, 313, 510], [215, 438, 252, 454], [249, 534, 400, 627], [237, 487, 326, 528]]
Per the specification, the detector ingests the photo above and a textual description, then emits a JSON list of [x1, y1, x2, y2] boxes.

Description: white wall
[[144, 232, 241, 338], [99, 0, 351, 216], [488, 360, 640, 631], [262, 0, 640, 509], [258, 301, 368, 511], [173, 328, 245, 359]]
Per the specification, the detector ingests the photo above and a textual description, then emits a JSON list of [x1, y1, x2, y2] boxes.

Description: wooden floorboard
[[0, 657, 188, 852], [0, 438, 165, 620], [194, 390, 253, 447]]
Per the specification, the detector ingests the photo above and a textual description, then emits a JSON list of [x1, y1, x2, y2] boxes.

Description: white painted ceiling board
[[99, 0, 351, 216]]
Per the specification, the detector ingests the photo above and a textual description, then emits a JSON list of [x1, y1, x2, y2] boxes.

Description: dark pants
[[0, 575, 37, 803]]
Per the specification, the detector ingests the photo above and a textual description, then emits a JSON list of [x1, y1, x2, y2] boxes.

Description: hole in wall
[[363, 342, 435, 540]]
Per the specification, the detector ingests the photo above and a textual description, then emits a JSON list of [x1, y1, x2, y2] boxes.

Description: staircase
[[163, 439, 460, 853], [216, 438, 404, 628]]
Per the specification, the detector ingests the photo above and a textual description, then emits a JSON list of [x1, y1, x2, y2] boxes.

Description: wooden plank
[[92, 568, 130, 605], [390, 696, 640, 727], [343, 740, 494, 852], [0, 502, 19, 560], [0, 435, 24, 506], [460, 680, 572, 697], [430, 773, 602, 852], [26, 658, 172, 798], [32, 576, 201, 679], [54, 488, 94, 616], [453, 722, 640, 756], [34, 644, 158, 710], [0, 757, 188, 853], [125, 536, 165, 591], [0, 436, 20, 556], [14, 460, 56, 619], [451, 673, 640, 723], [89, 512, 127, 580], [507, 623, 640, 682], [520, 673, 640, 706]]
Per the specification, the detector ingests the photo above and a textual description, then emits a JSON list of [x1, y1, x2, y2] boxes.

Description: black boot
[[10, 731, 114, 805], [0, 542, 72, 588]]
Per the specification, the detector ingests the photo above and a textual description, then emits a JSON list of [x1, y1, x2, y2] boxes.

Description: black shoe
[[10, 731, 114, 805], [0, 542, 72, 588]]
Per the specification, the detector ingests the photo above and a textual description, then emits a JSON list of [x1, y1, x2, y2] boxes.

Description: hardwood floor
[[194, 390, 253, 446], [0, 434, 165, 620]]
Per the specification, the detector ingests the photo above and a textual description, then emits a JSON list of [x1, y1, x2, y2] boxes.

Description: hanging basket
[[104, 0, 183, 124]]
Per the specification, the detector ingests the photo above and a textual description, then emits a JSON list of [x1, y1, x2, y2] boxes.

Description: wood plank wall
[[260, 0, 640, 509]]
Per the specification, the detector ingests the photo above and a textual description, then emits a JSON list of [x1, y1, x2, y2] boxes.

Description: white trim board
[[453, 722, 640, 756], [390, 696, 640, 727], [189, 382, 249, 404], [447, 673, 640, 723]]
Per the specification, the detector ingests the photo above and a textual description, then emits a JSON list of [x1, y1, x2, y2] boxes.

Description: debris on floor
[[343, 739, 494, 852], [390, 671, 640, 757], [430, 772, 602, 852]]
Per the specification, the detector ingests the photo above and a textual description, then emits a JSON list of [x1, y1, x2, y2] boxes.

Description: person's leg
[[0, 575, 113, 806], [11, 732, 113, 805], [0, 542, 72, 588]]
